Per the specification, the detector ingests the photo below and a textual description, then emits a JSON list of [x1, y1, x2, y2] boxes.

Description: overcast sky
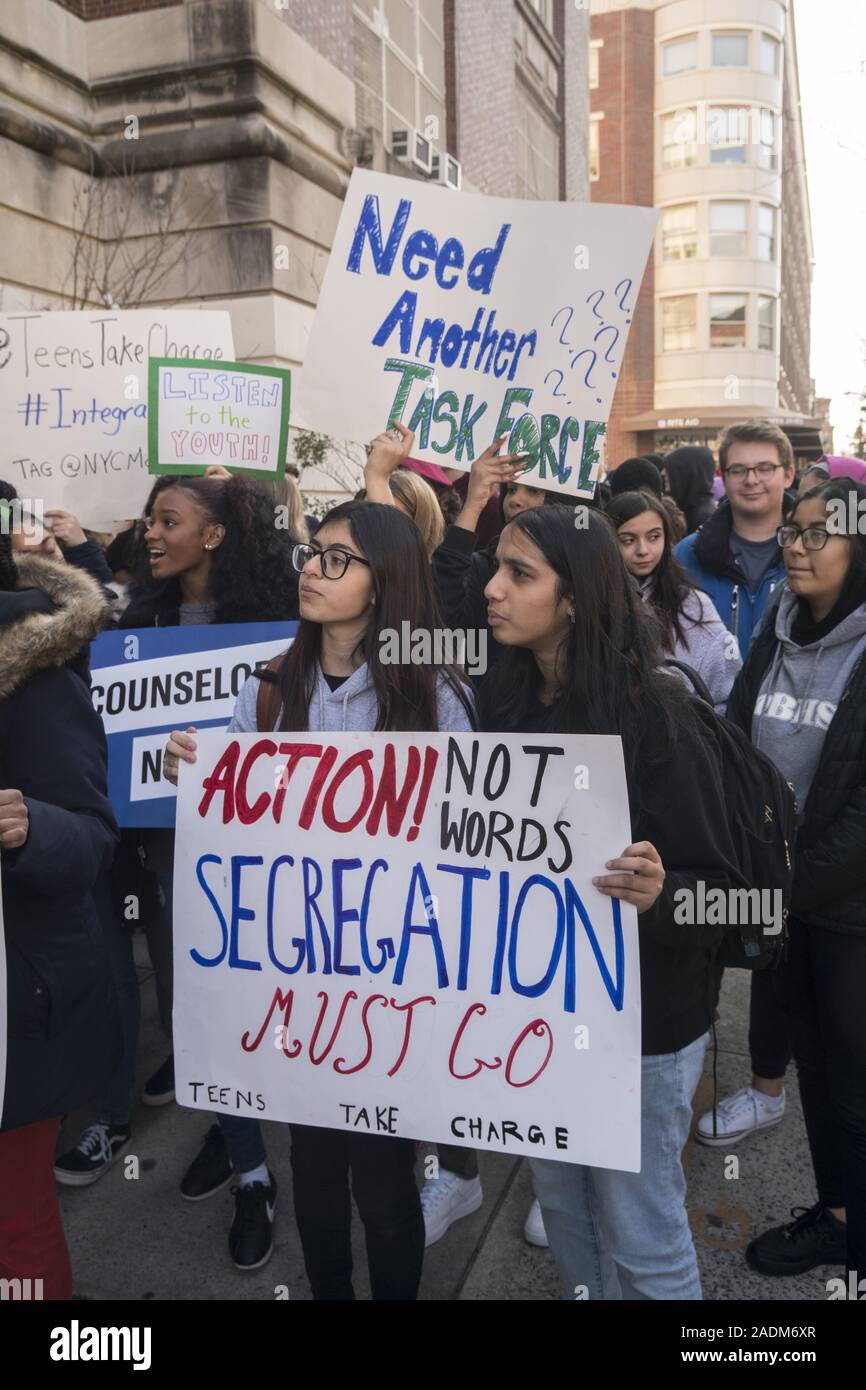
[[796, 0, 866, 450]]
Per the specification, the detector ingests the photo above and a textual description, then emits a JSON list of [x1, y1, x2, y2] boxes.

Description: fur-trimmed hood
[[0, 554, 109, 699]]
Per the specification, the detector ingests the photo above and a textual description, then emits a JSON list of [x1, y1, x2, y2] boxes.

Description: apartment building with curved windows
[[590, 0, 825, 465]]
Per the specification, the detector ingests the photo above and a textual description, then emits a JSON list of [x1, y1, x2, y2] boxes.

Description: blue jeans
[[218, 1115, 267, 1174], [530, 1030, 709, 1301]]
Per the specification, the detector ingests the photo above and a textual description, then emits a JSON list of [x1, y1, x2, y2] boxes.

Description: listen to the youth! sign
[[299, 170, 658, 497], [0, 311, 234, 530], [173, 731, 641, 1170], [147, 359, 291, 479]]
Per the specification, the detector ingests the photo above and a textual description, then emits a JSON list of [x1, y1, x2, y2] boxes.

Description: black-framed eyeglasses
[[291, 542, 371, 579], [777, 524, 831, 552], [724, 462, 786, 480]]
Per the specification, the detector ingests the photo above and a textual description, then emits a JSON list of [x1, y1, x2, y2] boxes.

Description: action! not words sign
[[173, 731, 641, 1170], [147, 359, 291, 479], [298, 169, 658, 497], [0, 310, 234, 530], [90, 623, 296, 828]]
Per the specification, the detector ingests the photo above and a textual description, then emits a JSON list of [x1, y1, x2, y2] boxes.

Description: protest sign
[[173, 730, 641, 1170], [298, 169, 658, 497], [90, 622, 296, 828], [0, 310, 235, 530], [147, 360, 291, 479]]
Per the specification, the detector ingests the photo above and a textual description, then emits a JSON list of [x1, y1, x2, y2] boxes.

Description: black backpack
[[666, 659, 796, 970]]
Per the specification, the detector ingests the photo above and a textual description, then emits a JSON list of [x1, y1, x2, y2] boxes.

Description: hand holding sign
[[0, 789, 29, 850], [163, 727, 198, 786], [592, 840, 665, 911], [363, 421, 415, 504], [44, 509, 87, 548]]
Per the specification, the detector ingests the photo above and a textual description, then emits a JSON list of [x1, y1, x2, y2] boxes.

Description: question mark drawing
[[570, 348, 602, 403], [614, 278, 633, 322], [585, 290, 606, 324], [551, 305, 574, 348], [544, 368, 569, 401], [593, 324, 620, 377]]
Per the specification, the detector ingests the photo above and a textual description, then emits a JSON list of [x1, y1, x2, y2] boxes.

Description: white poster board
[[0, 311, 235, 530], [173, 730, 642, 1171], [298, 169, 658, 496]]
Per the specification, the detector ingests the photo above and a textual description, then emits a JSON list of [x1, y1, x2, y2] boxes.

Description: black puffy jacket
[[0, 555, 120, 1131], [726, 607, 866, 937]]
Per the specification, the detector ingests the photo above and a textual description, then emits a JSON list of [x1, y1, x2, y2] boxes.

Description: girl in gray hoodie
[[607, 490, 742, 713], [165, 500, 474, 1298]]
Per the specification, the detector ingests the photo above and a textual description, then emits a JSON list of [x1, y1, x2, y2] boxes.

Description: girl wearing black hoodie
[[477, 505, 742, 1299], [53, 473, 299, 1194], [726, 477, 866, 1281]]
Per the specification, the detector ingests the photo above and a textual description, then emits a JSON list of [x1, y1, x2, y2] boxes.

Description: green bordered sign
[[147, 358, 291, 480]]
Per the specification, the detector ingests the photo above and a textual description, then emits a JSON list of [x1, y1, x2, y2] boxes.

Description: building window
[[527, 0, 553, 30], [589, 43, 601, 90], [661, 109, 697, 169], [757, 108, 779, 170], [662, 204, 697, 261], [515, 83, 560, 200], [708, 106, 748, 164], [711, 32, 749, 67], [661, 36, 697, 76], [758, 204, 777, 261], [589, 118, 601, 182], [760, 34, 780, 75], [662, 296, 697, 352], [710, 294, 747, 349], [710, 201, 748, 257], [758, 296, 776, 350], [355, 0, 447, 153]]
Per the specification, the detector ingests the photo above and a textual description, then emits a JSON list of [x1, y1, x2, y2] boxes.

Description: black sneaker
[[142, 1054, 175, 1107], [54, 1123, 131, 1187], [229, 1171, 277, 1271], [180, 1124, 234, 1202], [746, 1203, 847, 1275]]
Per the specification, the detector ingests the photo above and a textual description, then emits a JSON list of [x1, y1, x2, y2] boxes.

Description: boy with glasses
[[675, 420, 797, 1152]]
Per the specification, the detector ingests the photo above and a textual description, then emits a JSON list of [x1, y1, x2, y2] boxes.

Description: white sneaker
[[524, 1198, 549, 1248], [696, 1085, 786, 1147], [420, 1172, 483, 1247]]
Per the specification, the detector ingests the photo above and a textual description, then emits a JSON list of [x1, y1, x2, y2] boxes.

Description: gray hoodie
[[752, 589, 866, 814], [640, 578, 742, 714], [228, 660, 475, 735]]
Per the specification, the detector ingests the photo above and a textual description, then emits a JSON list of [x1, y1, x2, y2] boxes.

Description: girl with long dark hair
[[477, 504, 743, 1299], [724, 478, 866, 1280], [165, 491, 474, 1297], [54, 473, 299, 1193], [606, 489, 741, 713]]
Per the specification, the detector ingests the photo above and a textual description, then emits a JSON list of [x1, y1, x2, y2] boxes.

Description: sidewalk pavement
[[59, 948, 834, 1301]]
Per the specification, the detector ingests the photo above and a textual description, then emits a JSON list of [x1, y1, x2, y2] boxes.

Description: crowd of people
[[1, 417, 865, 1301]]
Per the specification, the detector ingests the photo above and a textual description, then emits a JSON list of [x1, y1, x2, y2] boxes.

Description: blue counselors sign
[[90, 623, 296, 828], [297, 169, 658, 497]]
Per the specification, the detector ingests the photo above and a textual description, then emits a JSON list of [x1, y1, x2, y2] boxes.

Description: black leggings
[[775, 919, 866, 1275], [289, 1125, 424, 1301]]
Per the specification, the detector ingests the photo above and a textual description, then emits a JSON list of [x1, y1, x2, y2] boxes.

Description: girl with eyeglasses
[[725, 477, 866, 1281], [164, 486, 475, 1298], [475, 504, 743, 1299], [607, 490, 742, 713]]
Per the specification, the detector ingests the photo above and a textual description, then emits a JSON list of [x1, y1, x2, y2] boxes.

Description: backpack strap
[[664, 657, 714, 709], [255, 655, 285, 731]]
